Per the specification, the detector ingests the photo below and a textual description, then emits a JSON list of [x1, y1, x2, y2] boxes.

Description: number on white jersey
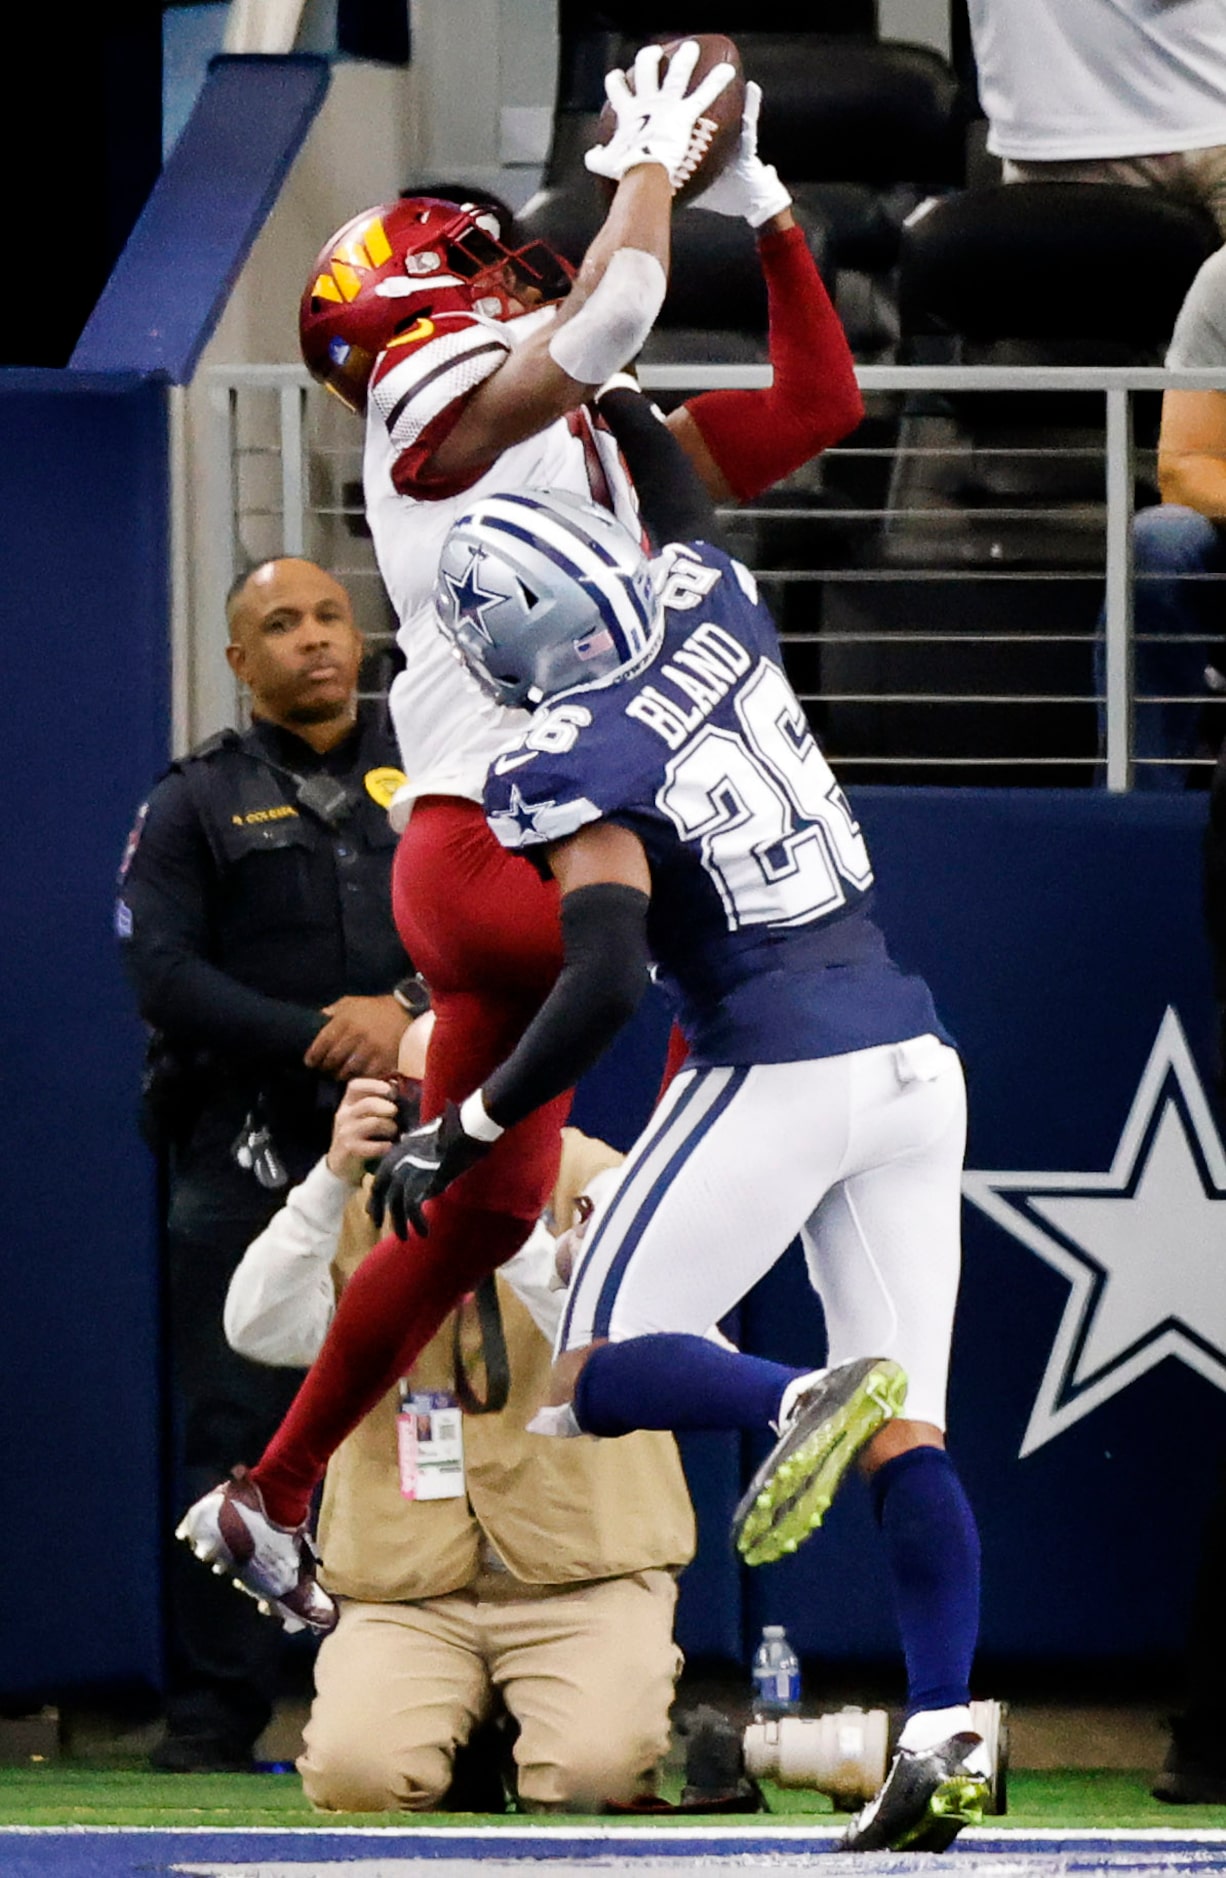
[[657, 658, 872, 928]]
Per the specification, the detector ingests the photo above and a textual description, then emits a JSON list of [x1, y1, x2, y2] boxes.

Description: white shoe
[[176, 1465, 337, 1635]]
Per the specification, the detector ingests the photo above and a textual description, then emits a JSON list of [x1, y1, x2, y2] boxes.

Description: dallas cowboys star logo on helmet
[[439, 549, 507, 645]]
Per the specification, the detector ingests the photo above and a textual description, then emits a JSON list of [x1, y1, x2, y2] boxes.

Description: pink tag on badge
[[397, 1389, 465, 1500]]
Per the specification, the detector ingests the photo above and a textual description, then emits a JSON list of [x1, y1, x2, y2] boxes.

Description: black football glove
[[368, 1098, 492, 1238]]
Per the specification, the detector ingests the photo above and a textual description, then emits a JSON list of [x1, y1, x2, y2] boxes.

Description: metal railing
[[192, 362, 1226, 789]]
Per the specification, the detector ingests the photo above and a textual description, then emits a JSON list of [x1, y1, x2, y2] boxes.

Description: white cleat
[[176, 1465, 337, 1635]]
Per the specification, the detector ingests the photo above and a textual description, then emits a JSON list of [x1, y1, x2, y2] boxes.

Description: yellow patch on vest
[[365, 766, 407, 810]]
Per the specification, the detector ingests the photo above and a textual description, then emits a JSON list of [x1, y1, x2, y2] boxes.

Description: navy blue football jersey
[[484, 541, 945, 1066]]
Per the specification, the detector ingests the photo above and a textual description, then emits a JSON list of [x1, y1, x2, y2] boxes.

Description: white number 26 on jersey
[[658, 660, 872, 928]]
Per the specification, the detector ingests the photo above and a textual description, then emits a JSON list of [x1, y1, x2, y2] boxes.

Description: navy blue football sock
[[871, 1445, 981, 1717], [574, 1334, 807, 1435]]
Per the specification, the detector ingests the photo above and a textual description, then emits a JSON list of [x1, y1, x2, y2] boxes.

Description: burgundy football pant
[[251, 797, 570, 1528]]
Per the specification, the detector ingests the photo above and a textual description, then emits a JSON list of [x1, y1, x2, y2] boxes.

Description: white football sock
[[897, 1705, 976, 1754]]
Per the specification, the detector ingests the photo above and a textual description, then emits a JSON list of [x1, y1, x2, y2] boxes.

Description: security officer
[[118, 556, 420, 1773]]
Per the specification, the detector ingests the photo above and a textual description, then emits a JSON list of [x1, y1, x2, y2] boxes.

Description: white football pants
[[557, 1035, 966, 1430]]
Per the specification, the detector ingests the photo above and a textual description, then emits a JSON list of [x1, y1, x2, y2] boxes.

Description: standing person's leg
[[1133, 506, 1226, 787], [1097, 506, 1226, 788], [158, 1197, 303, 1768], [794, 1038, 985, 1849], [560, 1059, 903, 1516], [1153, 1451, 1226, 1802], [799, 1038, 977, 1719]]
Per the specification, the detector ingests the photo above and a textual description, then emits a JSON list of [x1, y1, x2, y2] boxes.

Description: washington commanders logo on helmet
[[309, 214, 396, 308], [299, 197, 573, 416]]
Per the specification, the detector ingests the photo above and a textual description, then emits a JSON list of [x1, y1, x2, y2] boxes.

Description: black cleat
[[841, 1730, 990, 1852]]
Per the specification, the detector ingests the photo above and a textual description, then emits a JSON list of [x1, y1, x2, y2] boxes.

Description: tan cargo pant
[[298, 1566, 682, 1813], [1003, 146, 1226, 239]]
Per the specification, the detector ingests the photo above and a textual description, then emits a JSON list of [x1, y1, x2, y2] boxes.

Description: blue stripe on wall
[[71, 54, 329, 381]]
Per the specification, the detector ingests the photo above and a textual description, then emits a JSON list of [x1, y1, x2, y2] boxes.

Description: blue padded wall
[[0, 373, 170, 1697]]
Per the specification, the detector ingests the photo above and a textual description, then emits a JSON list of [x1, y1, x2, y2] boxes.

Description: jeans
[[1097, 504, 1226, 789]]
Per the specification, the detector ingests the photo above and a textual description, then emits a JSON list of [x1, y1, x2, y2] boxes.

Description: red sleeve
[[684, 222, 864, 502]]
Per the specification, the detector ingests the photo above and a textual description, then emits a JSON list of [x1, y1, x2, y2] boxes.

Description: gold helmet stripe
[[364, 218, 393, 267], [332, 261, 363, 302]]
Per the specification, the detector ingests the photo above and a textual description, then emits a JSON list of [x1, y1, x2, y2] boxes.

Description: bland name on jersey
[[486, 542, 948, 1070]]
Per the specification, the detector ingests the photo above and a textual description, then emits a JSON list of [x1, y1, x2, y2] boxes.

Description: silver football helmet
[[433, 489, 660, 708]]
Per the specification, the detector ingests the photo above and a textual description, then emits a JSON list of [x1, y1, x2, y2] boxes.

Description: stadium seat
[[818, 182, 1221, 784], [546, 0, 878, 190], [737, 33, 964, 360], [515, 178, 833, 366], [538, 16, 963, 360]]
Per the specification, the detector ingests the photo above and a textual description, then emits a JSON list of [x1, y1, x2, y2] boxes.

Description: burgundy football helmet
[[299, 196, 571, 414]]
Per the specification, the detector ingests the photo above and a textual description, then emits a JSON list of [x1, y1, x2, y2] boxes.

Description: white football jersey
[[363, 303, 643, 825]]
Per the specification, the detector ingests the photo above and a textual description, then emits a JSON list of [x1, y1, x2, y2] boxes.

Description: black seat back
[[820, 185, 1219, 783]]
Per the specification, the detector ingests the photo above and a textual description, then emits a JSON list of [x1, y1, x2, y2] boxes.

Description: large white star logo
[[963, 1007, 1226, 1457]]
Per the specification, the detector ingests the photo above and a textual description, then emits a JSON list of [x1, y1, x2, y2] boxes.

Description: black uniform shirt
[[118, 703, 409, 1072]]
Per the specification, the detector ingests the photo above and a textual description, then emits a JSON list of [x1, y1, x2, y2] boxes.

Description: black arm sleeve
[[119, 772, 326, 1062], [480, 881, 651, 1129], [596, 385, 724, 553]]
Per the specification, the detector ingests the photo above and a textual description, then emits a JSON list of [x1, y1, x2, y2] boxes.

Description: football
[[592, 33, 746, 205]]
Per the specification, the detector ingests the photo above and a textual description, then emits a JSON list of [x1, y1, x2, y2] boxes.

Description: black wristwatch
[[393, 972, 432, 1020]]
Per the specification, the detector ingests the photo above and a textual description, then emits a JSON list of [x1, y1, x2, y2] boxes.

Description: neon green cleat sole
[[733, 1356, 908, 1567], [883, 1772, 988, 1853], [842, 1732, 990, 1852], [933, 1774, 989, 1824], [923, 1773, 989, 1841]]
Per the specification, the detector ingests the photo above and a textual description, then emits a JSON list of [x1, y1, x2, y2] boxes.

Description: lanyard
[[452, 1276, 511, 1414]]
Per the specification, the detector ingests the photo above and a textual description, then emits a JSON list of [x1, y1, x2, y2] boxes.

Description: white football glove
[[688, 82, 792, 229], [585, 40, 736, 194]]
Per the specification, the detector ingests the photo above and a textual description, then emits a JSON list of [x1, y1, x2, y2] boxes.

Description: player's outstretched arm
[[369, 823, 652, 1238], [432, 167, 672, 480], [429, 43, 734, 480], [664, 81, 864, 502]]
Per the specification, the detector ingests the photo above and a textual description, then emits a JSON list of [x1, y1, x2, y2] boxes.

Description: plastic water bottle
[[751, 1623, 801, 1720]]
